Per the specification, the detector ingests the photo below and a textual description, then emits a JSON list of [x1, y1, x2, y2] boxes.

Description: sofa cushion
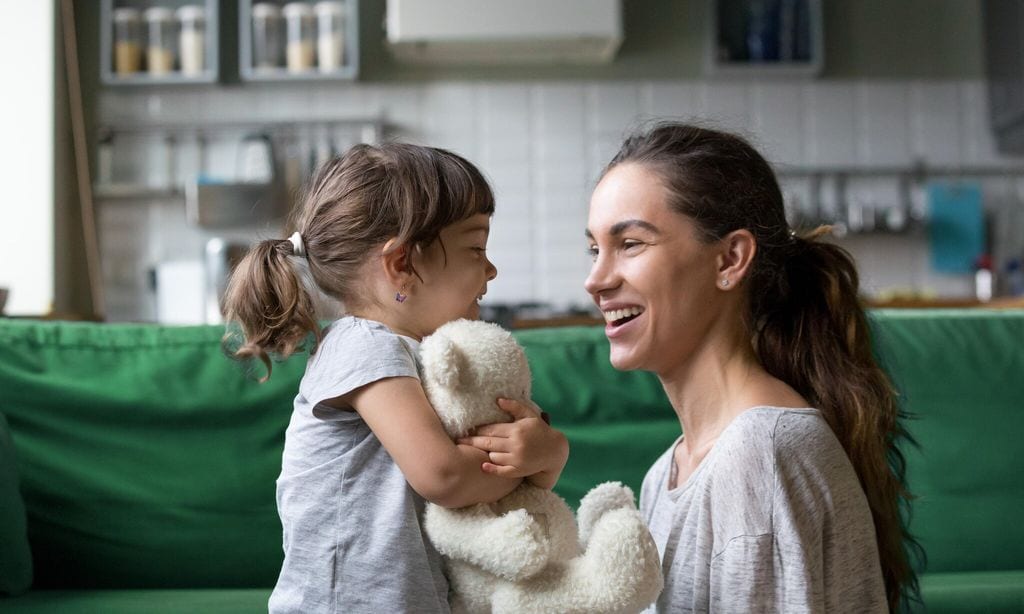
[[918, 570, 1024, 613], [0, 321, 304, 589], [869, 309, 1024, 574], [0, 588, 272, 613], [0, 412, 32, 595]]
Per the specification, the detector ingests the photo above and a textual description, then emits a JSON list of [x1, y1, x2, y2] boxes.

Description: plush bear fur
[[420, 319, 663, 614]]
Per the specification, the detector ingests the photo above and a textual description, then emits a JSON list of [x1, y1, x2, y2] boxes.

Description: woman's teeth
[[603, 306, 644, 325]]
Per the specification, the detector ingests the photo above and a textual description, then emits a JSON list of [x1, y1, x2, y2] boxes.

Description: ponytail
[[222, 238, 320, 381], [605, 121, 921, 610], [751, 228, 922, 610]]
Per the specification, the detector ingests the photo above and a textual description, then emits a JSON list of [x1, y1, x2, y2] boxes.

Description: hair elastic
[[288, 232, 306, 258]]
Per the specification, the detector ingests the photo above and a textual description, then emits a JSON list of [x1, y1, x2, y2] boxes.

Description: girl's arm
[[338, 376, 522, 509], [457, 399, 569, 490]]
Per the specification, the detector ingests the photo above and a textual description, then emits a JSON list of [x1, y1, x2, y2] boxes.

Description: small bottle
[[975, 254, 994, 303], [282, 3, 315, 73], [1004, 258, 1024, 297], [112, 8, 143, 75], [143, 7, 177, 75], [252, 3, 285, 71], [314, 1, 346, 72], [176, 5, 206, 77]]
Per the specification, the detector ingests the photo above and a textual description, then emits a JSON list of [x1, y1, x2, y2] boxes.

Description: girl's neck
[[349, 305, 423, 341]]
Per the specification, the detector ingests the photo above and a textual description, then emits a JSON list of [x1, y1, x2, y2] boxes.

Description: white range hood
[[385, 0, 623, 65]]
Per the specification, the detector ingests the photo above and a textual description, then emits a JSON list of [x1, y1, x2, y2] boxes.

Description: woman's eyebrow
[[585, 219, 661, 239]]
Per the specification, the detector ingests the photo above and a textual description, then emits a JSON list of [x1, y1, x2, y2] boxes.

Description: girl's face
[[409, 213, 497, 338], [584, 164, 723, 376]]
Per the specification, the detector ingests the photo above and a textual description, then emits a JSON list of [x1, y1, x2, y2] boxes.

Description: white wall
[[0, 0, 54, 315], [96, 78, 1024, 321]]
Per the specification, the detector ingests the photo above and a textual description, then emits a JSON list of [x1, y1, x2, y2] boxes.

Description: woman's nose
[[584, 254, 615, 297]]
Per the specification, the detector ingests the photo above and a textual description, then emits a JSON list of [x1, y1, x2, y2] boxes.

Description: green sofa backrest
[[0, 310, 1022, 589]]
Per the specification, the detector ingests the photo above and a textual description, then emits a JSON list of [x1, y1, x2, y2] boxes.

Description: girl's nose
[[485, 257, 497, 281]]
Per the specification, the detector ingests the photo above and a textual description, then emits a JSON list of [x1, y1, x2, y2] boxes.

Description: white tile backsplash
[[97, 78, 1019, 321]]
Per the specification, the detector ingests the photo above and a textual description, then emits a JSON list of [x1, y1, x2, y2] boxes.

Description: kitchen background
[[42, 0, 1024, 323]]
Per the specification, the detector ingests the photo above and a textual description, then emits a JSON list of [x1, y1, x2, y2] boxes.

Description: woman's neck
[[660, 334, 810, 455]]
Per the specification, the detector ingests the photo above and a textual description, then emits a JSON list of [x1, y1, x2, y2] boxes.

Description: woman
[[584, 122, 920, 612]]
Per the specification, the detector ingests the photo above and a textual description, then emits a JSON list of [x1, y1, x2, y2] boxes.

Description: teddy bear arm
[[425, 503, 552, 581]]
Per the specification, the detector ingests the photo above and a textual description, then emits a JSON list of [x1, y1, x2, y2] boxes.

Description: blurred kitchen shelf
[[239, 0, 360, 82], [866, 296, 1024, 309], [94, 183, 184, 200], [100, 0, 220, 86], [706, 0, 823, 78]]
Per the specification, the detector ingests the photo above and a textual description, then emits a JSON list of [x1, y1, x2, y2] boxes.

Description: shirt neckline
[[664, 406, 820, 498]]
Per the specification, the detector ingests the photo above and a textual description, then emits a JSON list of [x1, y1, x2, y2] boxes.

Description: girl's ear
[[381, 239, 413, 287], [716, 229, 756, 287]]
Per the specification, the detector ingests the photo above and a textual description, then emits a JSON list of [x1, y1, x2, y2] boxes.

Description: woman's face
[[585, 163, 724, 375]]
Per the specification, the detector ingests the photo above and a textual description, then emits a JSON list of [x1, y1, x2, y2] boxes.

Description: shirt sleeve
[[300, 325, 420, 414]]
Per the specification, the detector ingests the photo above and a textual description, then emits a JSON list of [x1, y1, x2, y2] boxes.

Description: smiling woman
[[0, 2, 54, 315], [585, 122, 922, 613]]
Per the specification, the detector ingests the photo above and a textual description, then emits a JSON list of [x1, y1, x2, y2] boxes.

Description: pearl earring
[[720, 279, 730, 288]]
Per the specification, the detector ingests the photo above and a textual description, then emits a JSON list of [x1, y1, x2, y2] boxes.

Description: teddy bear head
[[419, 319, 532, 439]]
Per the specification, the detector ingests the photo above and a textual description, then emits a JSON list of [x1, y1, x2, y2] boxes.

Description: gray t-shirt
[[269, 316, 450, 614], [640, 407, 887, 613]]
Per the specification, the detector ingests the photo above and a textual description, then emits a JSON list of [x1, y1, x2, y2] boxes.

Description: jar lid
[[282, 2, 315, 17], [314, 1, 346, 16], [252, 3, 283, 18], [176, 5, 206, 22], [143, 7, 175, 22], [112, 7, 141, 22]]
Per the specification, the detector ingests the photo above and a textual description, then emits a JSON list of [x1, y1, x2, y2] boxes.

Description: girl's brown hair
[[605, 122, 921, 610], [223, 142, 495, 379]]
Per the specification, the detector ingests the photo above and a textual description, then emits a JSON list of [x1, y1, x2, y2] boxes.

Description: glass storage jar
[[251, 3, 285, 70], [314, 1, 345, 72], [282, 2, 315, 73], [113, 8, 143, 75], [143, 7, 177, 75], [176, 5, 205, 76]]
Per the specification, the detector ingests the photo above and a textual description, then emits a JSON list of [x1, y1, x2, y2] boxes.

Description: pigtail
[[751, 228, 923, 610], [222, 238, 321, 381]]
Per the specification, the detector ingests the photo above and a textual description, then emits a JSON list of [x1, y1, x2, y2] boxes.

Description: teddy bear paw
[[576, 481, 636, 546]]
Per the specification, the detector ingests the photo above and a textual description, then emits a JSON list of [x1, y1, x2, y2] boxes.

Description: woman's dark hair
[[223, 142, 494, 379], [604, 121, 921, 610]]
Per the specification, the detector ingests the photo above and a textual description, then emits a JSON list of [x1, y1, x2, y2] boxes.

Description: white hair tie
[[288, 231, 306, 258]]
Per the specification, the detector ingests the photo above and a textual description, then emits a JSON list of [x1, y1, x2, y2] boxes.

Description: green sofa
[[0, 310, 1022, 613]]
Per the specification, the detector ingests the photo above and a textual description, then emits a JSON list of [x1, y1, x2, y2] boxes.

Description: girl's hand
[[457, 398, 569, 489]]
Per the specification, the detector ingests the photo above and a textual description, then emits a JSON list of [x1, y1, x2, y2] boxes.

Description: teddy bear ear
[[432, 336, 470, 391]]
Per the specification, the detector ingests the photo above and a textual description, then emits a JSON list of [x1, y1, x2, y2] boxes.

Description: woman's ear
[[381, 239, 413, 287], [716, 229, 756, 287]]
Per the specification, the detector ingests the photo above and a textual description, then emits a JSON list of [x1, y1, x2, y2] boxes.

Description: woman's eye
[[587, 245, 599, 259], [623, 240, 643, 250]]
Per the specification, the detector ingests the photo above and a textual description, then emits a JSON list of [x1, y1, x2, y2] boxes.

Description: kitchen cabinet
[[239, 1, 359, 82], [706, 0, 823, 77], [100, 0, 219, 85], [982, 0, 1024, 153]]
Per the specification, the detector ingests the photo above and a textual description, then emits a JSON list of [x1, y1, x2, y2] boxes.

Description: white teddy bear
[[420, 319, 663, 614]]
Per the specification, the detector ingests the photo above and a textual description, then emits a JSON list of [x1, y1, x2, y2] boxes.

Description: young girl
[[223, 143, 569, 613]]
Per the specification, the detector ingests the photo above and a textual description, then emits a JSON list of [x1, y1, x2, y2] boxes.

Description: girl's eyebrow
[[585, 219, 661, 239]]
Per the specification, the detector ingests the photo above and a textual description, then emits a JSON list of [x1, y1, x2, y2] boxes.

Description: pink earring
[[395, 284, 409, 303]]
